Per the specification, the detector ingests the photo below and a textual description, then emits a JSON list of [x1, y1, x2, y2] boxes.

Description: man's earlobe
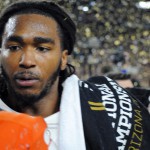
[[61, 50, 68, 70]]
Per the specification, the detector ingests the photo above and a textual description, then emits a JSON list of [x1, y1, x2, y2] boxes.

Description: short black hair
[[0, 0, 76, 55]]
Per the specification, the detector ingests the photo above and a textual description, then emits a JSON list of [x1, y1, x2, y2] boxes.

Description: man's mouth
[[15, 78, 39, 87], [14, 73, 39, 87]]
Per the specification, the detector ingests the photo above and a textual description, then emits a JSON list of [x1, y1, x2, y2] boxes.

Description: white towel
[[58, 75, 86, 150]]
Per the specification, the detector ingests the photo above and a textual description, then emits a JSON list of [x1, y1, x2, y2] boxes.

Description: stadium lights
[[78, 6, 89, 12], [136, 1, 150, 9], [83, 6, 89, 12]]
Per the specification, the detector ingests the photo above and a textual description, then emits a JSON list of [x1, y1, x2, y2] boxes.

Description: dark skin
[[0, 14, 68, 117]]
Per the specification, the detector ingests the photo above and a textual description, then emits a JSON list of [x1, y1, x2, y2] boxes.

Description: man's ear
[[61, 50, 68, 70]]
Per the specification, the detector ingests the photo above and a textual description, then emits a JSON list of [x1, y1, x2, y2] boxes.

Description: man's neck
[[24, 90, 59, 118]]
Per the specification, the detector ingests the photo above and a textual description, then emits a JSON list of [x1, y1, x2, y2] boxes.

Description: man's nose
[[19, 50, 36, 69]]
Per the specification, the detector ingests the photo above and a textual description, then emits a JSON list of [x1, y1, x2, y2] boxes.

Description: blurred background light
[[83, 6, 89, 12], [136, 1, 150, 9]]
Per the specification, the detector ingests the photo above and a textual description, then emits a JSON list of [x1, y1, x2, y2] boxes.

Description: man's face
[[0, 14, 68, 104]]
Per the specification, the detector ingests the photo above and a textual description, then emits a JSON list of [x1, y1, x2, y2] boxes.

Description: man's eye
[[8, 46, 21, 51], [36, 47, 50, 52]]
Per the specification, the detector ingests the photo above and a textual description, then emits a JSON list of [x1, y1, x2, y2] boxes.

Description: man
[[0, 0, 150, 150]]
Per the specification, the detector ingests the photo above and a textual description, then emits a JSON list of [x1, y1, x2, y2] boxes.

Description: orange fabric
[[0, 111, 48, 150]]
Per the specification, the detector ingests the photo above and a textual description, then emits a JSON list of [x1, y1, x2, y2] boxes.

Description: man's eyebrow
[[5, 36, 24, 45], [34, 37, 55, 44], [4, 36, 55, 45]]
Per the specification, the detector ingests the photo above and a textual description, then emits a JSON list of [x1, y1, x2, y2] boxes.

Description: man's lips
[[15, 78, 39, 87], [14, 72, 40, 87]]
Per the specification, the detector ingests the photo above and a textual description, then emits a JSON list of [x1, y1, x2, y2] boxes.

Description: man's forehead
[[5, 13, 57, 26], [4, 14, 58, 34]]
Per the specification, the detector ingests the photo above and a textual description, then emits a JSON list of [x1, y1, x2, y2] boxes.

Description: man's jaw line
[[1, 63, 61, 115]]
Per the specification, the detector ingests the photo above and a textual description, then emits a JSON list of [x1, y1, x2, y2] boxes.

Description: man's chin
[[9, 91, 41, 112], [13, 91, 41, 108], [15, 89, 40, 97], [16, 93, 40, 100]]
